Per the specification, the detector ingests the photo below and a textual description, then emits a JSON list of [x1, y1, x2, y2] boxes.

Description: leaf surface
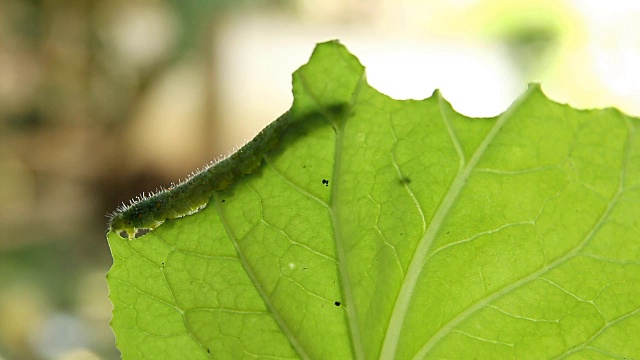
[[107, 41, 640, 359]]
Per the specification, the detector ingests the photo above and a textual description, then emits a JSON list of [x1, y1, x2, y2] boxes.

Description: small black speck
[[207, 348, 210, 353], [322, 179, 329, 186], [334, 301, 341, 306], [221, 199, 225, 203], [161, 262, 165, 266]]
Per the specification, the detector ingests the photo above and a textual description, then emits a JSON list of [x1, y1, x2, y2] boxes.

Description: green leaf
[[107, 41, 640, 359]]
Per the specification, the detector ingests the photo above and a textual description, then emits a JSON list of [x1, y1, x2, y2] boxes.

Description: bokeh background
[[1, 0, 639, 358]]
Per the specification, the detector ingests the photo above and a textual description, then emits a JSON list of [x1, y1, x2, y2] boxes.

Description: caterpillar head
[[109, 200, 165, 239]]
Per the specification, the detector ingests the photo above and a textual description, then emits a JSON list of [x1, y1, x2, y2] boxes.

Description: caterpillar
[[109, 104, 348, 239], [108, 110, 293, 239]]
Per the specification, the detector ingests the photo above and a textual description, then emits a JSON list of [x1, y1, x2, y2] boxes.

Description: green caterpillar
[[108, 111, 292, 239]]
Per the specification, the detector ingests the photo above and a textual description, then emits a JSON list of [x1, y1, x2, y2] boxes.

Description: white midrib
[[329, 74, 368, 360], [298, 69, 368, 358], [331, 122, 366, 359], [379, 86, 537, 359], [412, 113, 634, 359]]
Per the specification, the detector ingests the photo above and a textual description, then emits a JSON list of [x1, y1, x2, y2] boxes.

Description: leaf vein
[[264, 155, 331, 210], [389, 117, 427, 234], [381, 86, 539, 359], [411, 107, 636, 359], [298, 69, 368, 359], [260, 219, 338, 263], [214, 192, 311, 360]]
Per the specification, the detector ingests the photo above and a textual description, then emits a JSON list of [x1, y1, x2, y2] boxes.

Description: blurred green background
[[1, 0, 638, 359]]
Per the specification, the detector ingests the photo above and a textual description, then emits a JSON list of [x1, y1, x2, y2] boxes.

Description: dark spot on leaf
[[221, 199, 225, 203], [322, 179, 329, 186], [335, 301, 341, 306], [161, 262, 165, 266], [399, 177, 411, 185], [207, 348, 210, 353]]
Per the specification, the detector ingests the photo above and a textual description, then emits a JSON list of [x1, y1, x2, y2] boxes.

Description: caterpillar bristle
[[108, 110, 294, 239]]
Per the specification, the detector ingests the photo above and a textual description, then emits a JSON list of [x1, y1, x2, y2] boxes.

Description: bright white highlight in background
[[216, 16, 521, 151]]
